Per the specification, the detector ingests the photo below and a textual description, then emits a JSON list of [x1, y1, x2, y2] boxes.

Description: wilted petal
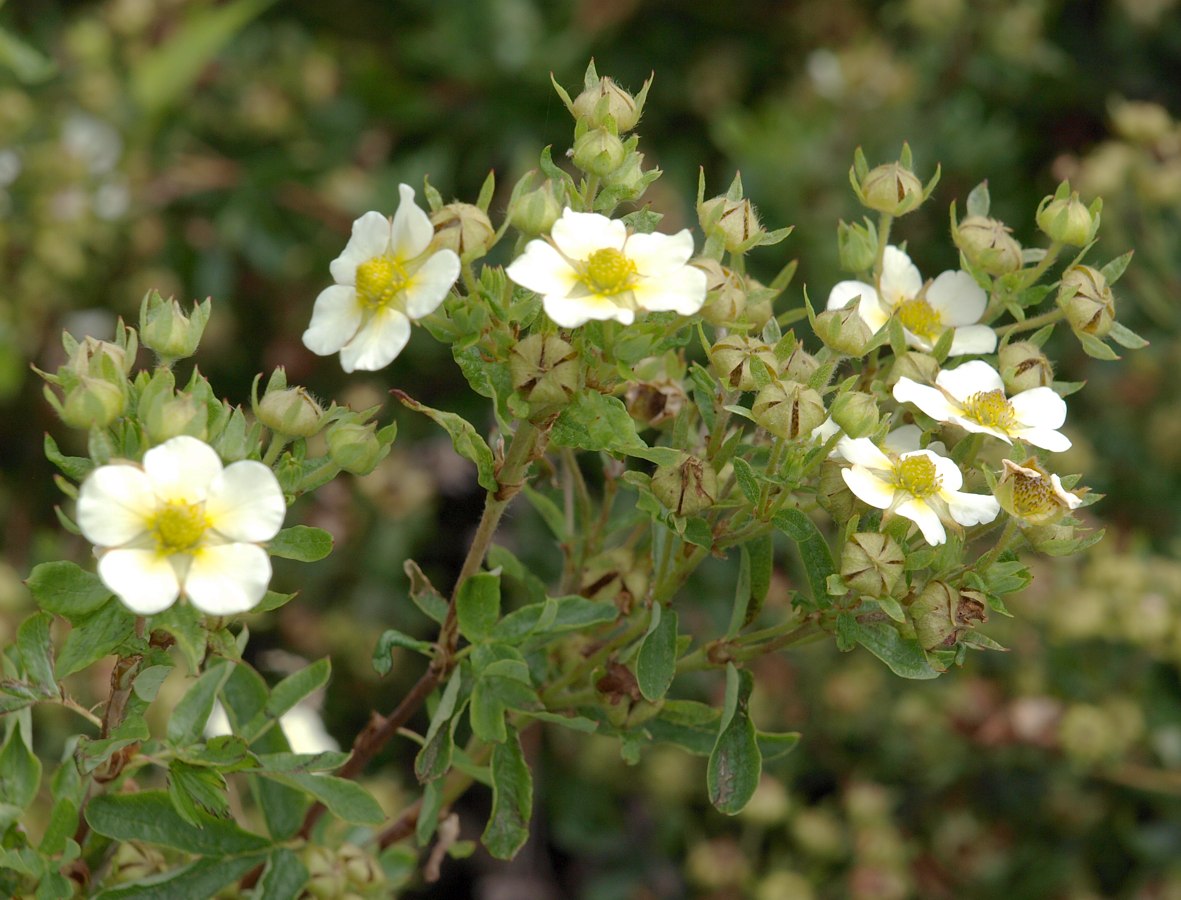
[[842, 466, 897, 509], [77, 464, 155, 547], [329, 211, 391, 285], [403, 250, 460, 319], [144, 436, 223, 503], [551, 210, 625, 260], [1050, 474, 1083, 509], [390, 184, 434, 261], [340, 307, 411, 373], [896, 498, 947, 545], [302, 284, 363, 356], [185, 543, 272, 615], [926, 270, 986, 326], [99, 548, 181, 614], [206, 461, 286, 542]]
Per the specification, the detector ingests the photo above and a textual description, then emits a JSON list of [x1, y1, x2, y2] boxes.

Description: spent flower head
[[996, 458, 1084, 526]]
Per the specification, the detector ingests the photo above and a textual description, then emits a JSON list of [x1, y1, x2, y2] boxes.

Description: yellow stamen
[[963, 389, 1016, 431], [355, 256, 409, 309], [153, 501, 208, 552], [1011, 471, 1056, 518], [583, 248, 636, 295], [896, 297, 942, 340], [894, 455, 941, 499]]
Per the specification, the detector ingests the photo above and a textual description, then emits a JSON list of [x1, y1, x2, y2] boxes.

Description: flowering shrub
[[1, 58, 1147, 898]]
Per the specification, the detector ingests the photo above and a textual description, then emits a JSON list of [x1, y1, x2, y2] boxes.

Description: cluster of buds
[[39, 319, 136, 429], [304, 843, 386, 899]]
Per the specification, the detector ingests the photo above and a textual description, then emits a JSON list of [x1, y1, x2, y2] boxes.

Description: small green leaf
[[372, 629, 434, 676], [17, 613, 57, 696], [256, 848, 309, 900], [86, 791, 270, 855], [268, 526, 334, 562], [731, 457, 760, 504], [265, 658, 331, 721], [132, 664, 174, 702], [256, 772, 383, 825], [482, 731, 533, 860], [636, 606, 678, 702], [0, 727, 41, 812], [415, 672, 463, 782], [26, 561, 112, 620], [93, 854, 265, 900], [150, 603, 206, 672], [1107, 321, 1149, 350], [757, 730, 801, 761], [456, 572, 501, 642], [416, 779, 443, 847], [1076, 330, 1119, 360], [56, 599, 136, 679], [1099, 250, 1133, 284], [469, 679, 508, 744], [707, 666, 761, 815], [772, 509, 835, 606], [393, 391, 498, 493], [551, 391, 679, 465], [167, 660, 233, 745], [167, 760, 230, 826], [492, 595, 618, 641], [404, 560, 448, 625], [254, 751, 348, 773], [855, 621, 942, 679], [0, 25, 57, 83], [965, 180, 991, 218]]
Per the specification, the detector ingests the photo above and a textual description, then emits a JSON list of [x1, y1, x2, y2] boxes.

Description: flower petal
[[948, 324, 998, 356], [879, 246, 922, 308], [926, 270, 986, 325], [302, 284, 363, 356], [826, 280, 876, 311], [1013, 426, 1072, 452], [77, 464, 155, 547], [551, 210, 626, 260], [895, 498, 947, 545], [390, 184, 435, 261], [98, 548, 181, 614], [884, 425, 923, 453], [949, 415, 1014, 443], [403, 250, 460, 319], [543, 292, 633, 328], [339, 307, 411, 373], [1050, 474, 1083, 509], [631, 264, 707, 315], [506, 240, 580, 297], [625, 230, 695, 275], [893, 377, 959, 421], [144, 436, 223, 503], [329, 211, 391, 285], [185, 543, 272, 615], [842, 465, 897, 509], [837, 437, 893, 471], [205, 461, 286, 542], [943, 489, 1000, 528], [919, 449, 964, 492], [935, 360, 1004, 402], [1010, 387, 1066, 431]]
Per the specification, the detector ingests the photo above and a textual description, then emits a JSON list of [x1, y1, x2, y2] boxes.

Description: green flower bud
[[752, 380, 826, 440], [69, 335, 135, 379], [602, 149, 652, 198], [304, 846, 347, 900], [995, 458, 1082, 526], [838, 219, 878, 273], [908, 581, 988, 650], [710, 334, 778, 392], [1035, 185, 1099, 246], [625, 379, 686, 430], [327, 421, 386, 475], [571, 127, 627, 177], [339, 843, 385, 890], [829, 391, 880, 438], [139, 290, 210, 361], [952, 215, 1023, 276], [571, 73, 647, 133], [742, 278, 776, 328], [886, 350, 939, 387], [510, 333, 581, 419], [694, 258, 748, 325], [257, 386, 324, 438], [580, 548, 647, 610], [780, 342, 820, 383], [430, 202, 495, 260], [510, 179, 563, 236], [699, 194, 764, 253], [814, 303, 874, 356], [861, 163, 924, 215], [1024, 520, 1075, 552], [817, 459, 856, 521], [652, 455, 718, 517], [1058, 264, 1116, 337], [841, 532, 905, 598], [108, 842, 166, 884], [60, 376, 125, 428], [143, 393, 207, 444], [998, 341, 1053, 393]]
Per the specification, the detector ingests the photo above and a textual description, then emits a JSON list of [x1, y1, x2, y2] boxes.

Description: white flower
[[826, 245, 996, 356], [506, 208, 707, 327], [837, 436, 1000, 546], [76, 436, 286, 616], [893, 359, 1070, 452], [302, 185, 460, 372]]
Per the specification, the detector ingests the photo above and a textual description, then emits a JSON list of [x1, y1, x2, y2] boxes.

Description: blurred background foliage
[[4, 0, 1181, 896]]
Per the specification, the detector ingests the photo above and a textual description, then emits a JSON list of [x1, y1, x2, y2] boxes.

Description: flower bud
[[998, 341, 1053, 393], [1035, 186, 1099, 246], [817, 459, 856, 522], [694, 258, 747, 325], [885, 351, 939, 387], [781, 342, 820, 383], [339, 843, 385, 890], [257, 386, 325, 438], [829, 391, 879, 438], [327, 421, 385, 475], [510, 179, 563, 236], [908, 581, 988, 650], [1058, 264, 1116, 337], [431, 202, 495, 260], [651, 455, 718, 517], [510, 333, 580, 418], [710, 334, 778, 392], [952, 215, 1023, 276], [571, 74, 646, 133], [995, 458, 1082, 526], [699, 195, 764, 253], [625, 380, 686, 430], [69, 335, 134, 378], [814, 304, 874, 356], [108, 842, 166, 884], [838, 219, 878, 272], [1024, 521, 1075, 552], [304, 846, 347, 900], [742, 278, 776, 328], [752, 380, 826, 441], [602, 149, 652, 198], [1110, 98, 1173, 144], [143, 393, 206, 444], [858, 163, 924, 216], [60, 376, 125, 428], [571, 127, 627, 177], [139, 290, 210, 361], [841, 532, 905, 598]]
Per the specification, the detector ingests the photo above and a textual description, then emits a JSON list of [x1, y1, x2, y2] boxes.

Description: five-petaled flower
[[302, 185, 460, 372], [893, 360, 1071, 451], [506, 209, 707, 327], [837, 436, 1000, 546], [76, 436, 287, 616], [827, 245, 996, 356]]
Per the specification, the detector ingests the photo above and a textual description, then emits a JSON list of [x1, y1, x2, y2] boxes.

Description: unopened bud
[[651, 455, 718, 517], [304, 846, 347, 900], [694, 258, 747, 326], [886, 351, 939, 387], [431, 202, 494, 260], [69, 335, 134, 378], [953, 215, 1023, 276], [829, 391, 879, 438], [780, 342, 820, 383], [998, 341, 1053, 393], [996, 458, 1083, 526], [752, 380, 826, 440], [510, 333, 580, 418], [814, 303, 874, 356], [1036, 185, 1099, 246], [257, 386, 324, 438], [109, 842, 166, 884], [1058, 265, 1116, 337], [571, 128, 627, 177], [327, 422, 386, 475], [571, 74, 646, 133], [339, 843, 385, 890], [841, 532, 904, 598], [858, 164, 924, 216], [139, 290, 210, 361], [742, 278, 776, 328], [60, 376, 125, 428], [838, 219, 878, 272], [511, 179, 564, 236], [699, 195, 764, 253], [710, 335, 778, 392], [1024, 520, 1075, 552], [143, 393, 206, 443], [817, 458, 856, 521]]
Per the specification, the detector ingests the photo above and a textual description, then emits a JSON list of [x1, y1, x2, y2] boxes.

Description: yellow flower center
[[355, 256, 408, 309], [963, 389, 1016, 431], [1011, 472, 1056, 519], [583, 247, 636, 295], [896, 297, 942, 340], [152, 501, 208, 553], [894, 455, 942, 499]]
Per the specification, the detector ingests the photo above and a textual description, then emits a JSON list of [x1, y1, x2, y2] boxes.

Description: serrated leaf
[[393, 391, 498, 493], [56, 599, 136, 679], [551, 391, 679, 465], [167, 760, 230, 826], [25, 561, 112, 619], [86, 791, 270, 855], [268, 526, 333, 562], [482, 731, 532, 860], [150, 603, 206, 672], [636, 606, 678, 702]]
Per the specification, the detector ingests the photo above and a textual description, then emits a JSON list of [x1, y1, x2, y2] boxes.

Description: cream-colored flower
[[837, 436, 1000, 546], [893, 360, 1070, 451], [506, 209, 707, 327], [826, 245, 996, 356], [302, 185, 460, 372], [76, 436, 286, 615]]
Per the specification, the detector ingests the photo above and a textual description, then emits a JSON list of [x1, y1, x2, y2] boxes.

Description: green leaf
[[0, 728, 41, 812], [132, 665, 174, 703], [254, 590, 297, 613], [757, 730, 801, 762], [167, 760, 230, 826], [404, 560, 448, 625], [416, 779, 443, 847], [1099, 250, 1133, 284], [255, 773, 383, 825], [1107, 321, 1149, 350], [855, 621, 942, 679], [482, 731, 533, 860], [772, 509, 835, 607], [469, 679, 508, 744], [254, 751, 347, 773], [519, 710, 598, 732], [731, 457, 760, 504], [456, 572, 501, 643], [17, 613, 56, 696], [168, 660, 233, 745], [268, 526, 334, 562], [728, 548, 753, 637], [551, 391, 680, 465], [86, 791, 270, 855], [965, 180, 991, 218], [747, 533, 773, 627], [645, 700, 722, 755], [636, 606, 678, 702], [520, 485, 567, 540], [150, 603, 206, 673], [56, 599, 136, 679], [265, 658, 331, 721], [707, 666, 761, 815], [372, 629, 434, 676], [93, 854, 265, 900], [393, 391, 498, 493], [1076, 330, 1119, 360], [416, 672, 463, 783], [25, 561, 112, 619], [492, 595, 618, 641], [256, 848, 309, 900]]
